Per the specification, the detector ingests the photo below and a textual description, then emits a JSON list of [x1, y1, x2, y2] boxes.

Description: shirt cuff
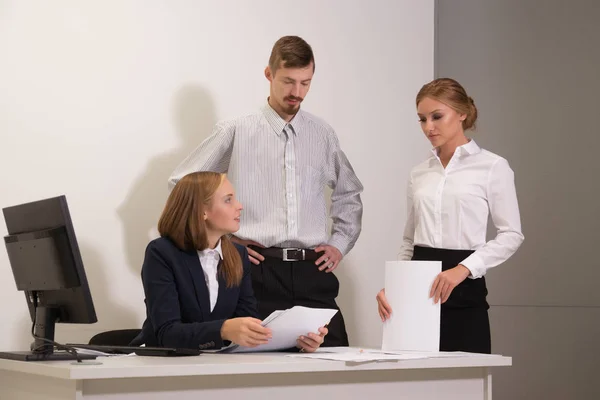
[[326, 236, 351, 257], [397, 245, 414, 261], [460, 253, 486, 279]]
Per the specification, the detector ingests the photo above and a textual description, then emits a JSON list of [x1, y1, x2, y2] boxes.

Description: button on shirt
[[197, 241, 223, 312], [169, 103, 364, 255], [398, 140, 524, 278]]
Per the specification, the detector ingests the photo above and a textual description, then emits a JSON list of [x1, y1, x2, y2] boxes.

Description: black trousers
[[412, 246, 491, 354], [251, 256, 349, 347]]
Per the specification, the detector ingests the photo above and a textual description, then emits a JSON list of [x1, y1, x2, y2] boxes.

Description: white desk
[[0, 349, 511, 400]]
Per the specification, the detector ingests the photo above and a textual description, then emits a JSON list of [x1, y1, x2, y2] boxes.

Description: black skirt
[[412, 246, 491, 354]]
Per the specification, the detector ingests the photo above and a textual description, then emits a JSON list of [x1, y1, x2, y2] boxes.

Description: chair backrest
[[88, 329, 142, 346]]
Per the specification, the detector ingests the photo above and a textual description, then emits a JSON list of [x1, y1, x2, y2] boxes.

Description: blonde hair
[[158, 172, 242, 287], [416, 78, 478, 131]]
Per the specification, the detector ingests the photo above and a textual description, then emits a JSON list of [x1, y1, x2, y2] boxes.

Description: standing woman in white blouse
[[376, 78, 524, 353]]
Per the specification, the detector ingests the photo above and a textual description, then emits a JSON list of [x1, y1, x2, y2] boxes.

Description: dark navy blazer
[[133, 237, 259, 350]]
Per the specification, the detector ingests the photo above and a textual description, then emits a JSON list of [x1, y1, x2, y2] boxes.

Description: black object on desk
[[67, 344, 201, 357], [0, 350, 97, 362]]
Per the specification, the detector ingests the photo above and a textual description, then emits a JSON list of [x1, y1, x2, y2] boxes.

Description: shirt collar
[[199, 239, 223, 259], [430, 138, 481, 158], [459, 139, 481, 155], [261, 100, 303, 136]]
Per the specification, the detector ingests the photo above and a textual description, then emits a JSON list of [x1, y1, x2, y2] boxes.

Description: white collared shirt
[[168, 102, 363, 256], [197, 241, 223, 312], [398, 140, 524, 278]]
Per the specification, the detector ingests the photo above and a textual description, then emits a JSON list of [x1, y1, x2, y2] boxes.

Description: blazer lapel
[[184, 250, 211, 322]]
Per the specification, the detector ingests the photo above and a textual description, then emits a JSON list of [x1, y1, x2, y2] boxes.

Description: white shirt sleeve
[[460, 158, 525, 278]]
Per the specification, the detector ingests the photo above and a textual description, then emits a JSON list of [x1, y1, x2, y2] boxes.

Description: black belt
[[250, 246, 322, 262], [412, 246, 475, 271]]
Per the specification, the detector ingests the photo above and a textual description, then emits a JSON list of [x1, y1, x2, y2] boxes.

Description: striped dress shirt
[[169, 103, 364, 255]]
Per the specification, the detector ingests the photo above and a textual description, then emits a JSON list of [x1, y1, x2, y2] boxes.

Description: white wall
[[0, 0, 434, 350]]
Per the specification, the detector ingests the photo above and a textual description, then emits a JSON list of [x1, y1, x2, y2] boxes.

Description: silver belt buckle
[[283, 248, 305, 261]]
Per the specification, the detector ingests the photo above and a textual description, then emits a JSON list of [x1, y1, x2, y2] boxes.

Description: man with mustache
[[168, 36, 363, 347]]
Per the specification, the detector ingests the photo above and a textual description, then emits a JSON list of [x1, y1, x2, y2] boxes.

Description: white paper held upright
[[382, 260, 441, 352]]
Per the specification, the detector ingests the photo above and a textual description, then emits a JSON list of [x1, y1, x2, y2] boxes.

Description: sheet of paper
[[222, 306, 337, 353], [260, 310, 285, 326], [287, 352, 427, 362], [287, 347, 429, 362], [288, 347, 487, 362], [382, 260, 441, 352], [376, 349, 488, 358], [72, 348, 126, 357]]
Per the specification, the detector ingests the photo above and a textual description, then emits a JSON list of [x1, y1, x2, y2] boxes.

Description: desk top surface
[[0, 348, 512, 380]]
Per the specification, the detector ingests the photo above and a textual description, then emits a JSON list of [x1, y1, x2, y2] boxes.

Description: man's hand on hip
[[230, 236, 265, 265], [314, 245, 343, 273]]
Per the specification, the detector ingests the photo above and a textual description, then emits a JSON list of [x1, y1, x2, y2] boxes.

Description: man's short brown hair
[[268, 35, 315, 74]]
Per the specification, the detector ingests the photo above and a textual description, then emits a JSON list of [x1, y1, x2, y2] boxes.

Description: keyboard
[[66, 344, 201, 357]]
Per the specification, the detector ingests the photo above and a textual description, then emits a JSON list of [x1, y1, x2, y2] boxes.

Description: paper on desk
[[318, 347, 490, 358], [375, 349, 487, 358], [287, 347, 429, 362], [72, 348, 124, 357], [289, 346, 487, 361], [221, 306, 337, 353], [382, 261, 441, 352]]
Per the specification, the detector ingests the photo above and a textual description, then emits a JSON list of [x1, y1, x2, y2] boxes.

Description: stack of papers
[[287, 348, 428, 362], [219, 306, 337, 353], [287, 347, 490, 362], [71, 348, 134, 357]]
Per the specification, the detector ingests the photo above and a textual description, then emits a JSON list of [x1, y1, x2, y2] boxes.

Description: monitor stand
[[0, 306, 97, 362]]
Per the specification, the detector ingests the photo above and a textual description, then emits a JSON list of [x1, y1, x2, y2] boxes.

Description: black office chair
[[88, 329, 141, 346]]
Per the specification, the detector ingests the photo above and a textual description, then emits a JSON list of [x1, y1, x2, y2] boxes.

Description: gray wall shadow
[[117, 85, 217, 277], [78, 243, 138, 333]]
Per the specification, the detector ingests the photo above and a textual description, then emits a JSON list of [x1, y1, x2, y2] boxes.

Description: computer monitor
[[0, 195, 98, 361]]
